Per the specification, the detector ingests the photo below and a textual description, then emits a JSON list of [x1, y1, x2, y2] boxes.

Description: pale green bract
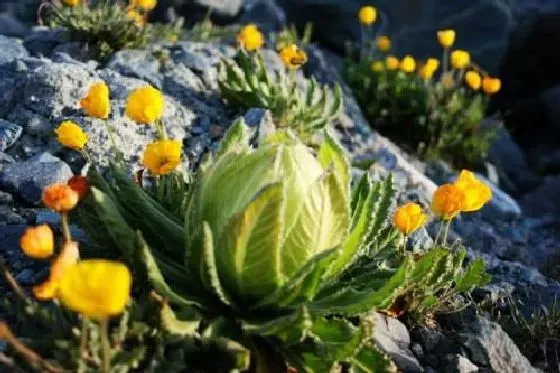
[[186, 125, 351, 305]]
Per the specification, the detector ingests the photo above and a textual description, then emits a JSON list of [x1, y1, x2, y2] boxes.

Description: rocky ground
[[0, 1, 560, 372]]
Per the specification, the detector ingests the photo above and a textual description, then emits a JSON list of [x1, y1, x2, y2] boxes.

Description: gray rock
[[521, 175, 560, 217], [370, 312, 423, 373], [7, 107, 52, 137], [0, 119, 22, 151], [0, 205, 25, 224], [193, 0, 244, 17], [0, 13, 28, 38], [0, 35, 28, 64], [479, 175, 522, 221], [243, 108, 276, 143], [0, 152, 73, 204], [459, 317, 538, 373], [241, 0, 287, 33], [23, 27, 70, 57], [106, 49, 163, 88], [446, 355, 479, 373], [280, 0, 560, 73]]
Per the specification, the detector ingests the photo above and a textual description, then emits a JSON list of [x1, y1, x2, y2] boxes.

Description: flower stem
[[99, 318, 111, 373], [442, 49, 449, 74], [0, 256, 27, 301], [433, 221, 445, 248], [103, 120, 124, 166], [78, 317, 89, 373], [61, 212, 72, 244], [442, 219, 452, 246], [155, 119, 168, 140]]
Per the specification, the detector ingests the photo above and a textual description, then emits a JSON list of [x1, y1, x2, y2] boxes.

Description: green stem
[[100, 318, 111, 373], [78, 317, 89, 373], [155, 119, 168, 140], [103, 120, 124, 166], [442, 48, 449, 74], [61, 212, 72, 244], [433, 221, 445, 248], [80, 148, 93, 165], [442, 219, 452, 246]]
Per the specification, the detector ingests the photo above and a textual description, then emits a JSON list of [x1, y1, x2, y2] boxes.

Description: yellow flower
[[54, 121, 89, 150], [42, 184, 79, 213], [237, 24, 264, 51], [450, 50, 470, 69], [279, 44, 308, 69], [385, 56, 400, 71], [437, 29, 455, 48], [358, 6, 377, 25], [482, 77, 501, 95], [80, 82, 110, 119], [126, 8, 145, 25], [62, 0, 79, 6], [371, 61, 385, 72], [431, 184, 465, 220], [418, 58, 439, 80], [20, 225, 54, 259], [143, 139, 182, 175], [453, 170, 492, 212], [393, 203, 427, 235], [58, 260, 131, 320], [33, 241, 79, 300], [130, 0, 157, 10], [465, 71, 482, 90], [376, 36, 391, 52], [125, 86, 164, 124], [400, 55, 416, 73]]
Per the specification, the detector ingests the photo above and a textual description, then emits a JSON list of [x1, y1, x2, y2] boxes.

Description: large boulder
[[279, 0, 560, 73]]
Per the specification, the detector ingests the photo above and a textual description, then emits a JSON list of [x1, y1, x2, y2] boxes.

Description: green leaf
[[160, 303, 200, 336], [349, 344, 397, 373], [318, 130, 350, 194], [242, 305, 312, 346], [217, 183, 284, 305], [308, 318, 363, 361], [218, 118, 251, 156], [201, 222, 235, 307], [455, 258, 491, 292]]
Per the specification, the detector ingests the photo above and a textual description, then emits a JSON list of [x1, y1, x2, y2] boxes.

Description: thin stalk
[[442, 49, 449, 74], [0, 256, 27, 301], [78, 317, 89, 373], [99, 318, 111, 373], [80, 148, 93, 165], [432, 221, 445, 248], [155, 119, 168, 140], [442, 219, 452, 246], [61, 212, 72, 244], [103, 120, 124, 166]]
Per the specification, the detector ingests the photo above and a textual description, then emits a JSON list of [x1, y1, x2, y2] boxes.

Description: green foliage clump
[[274, 23, 314, 51], [43, 2, 182, 59], [345, 61, 495, 167], [219, 51, 343, 143]]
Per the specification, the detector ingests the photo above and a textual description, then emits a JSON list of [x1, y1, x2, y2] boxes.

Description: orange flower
[[431, 184, 465, 220], [453, 170, 492, 212], [393, 203, 427, 235], [68, 175, 90, 201], [20, 225, 54, 259], [42, 184, 79, 213], [482, 77, 501, 95], [33, 241, 80, 300]]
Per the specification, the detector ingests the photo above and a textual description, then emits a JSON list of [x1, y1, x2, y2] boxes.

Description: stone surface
[[521, 175, 560, 217], [279, 0, 560, 74], [0, 35, 28, 64], [0, 152, 73, 204], [370, 312, 423, 373], [446, 355, 479, 373], [0, 119, 22, 152], [0, 13, 28, 37]]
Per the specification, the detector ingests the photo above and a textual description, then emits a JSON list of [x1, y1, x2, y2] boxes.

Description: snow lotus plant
[[72, 120, 487, 372]]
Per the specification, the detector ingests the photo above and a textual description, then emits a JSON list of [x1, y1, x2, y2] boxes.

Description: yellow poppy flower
[[237, 24, 264, 51], [126, 8, 145, 25], [465, 71, 482, 90], [42, 184, 79, 213], [437, 29, 456, 48], [376, 36, 391, 52], [20, 225, 54, 259], [33, 241, 80, 300], [400, 55, 416, 73], [279, 44, 308, 69], [371, 61, 385, 72], [431, 184, 465, 220], [453, 170, 492, 212], [62, 0, 80, 7], [482, 77, 501, 95], [54, 121, 89, 150], [143, 139, 182, 175], [80, 82, 111, 119], [418, 58, 439, 80], [450, 50, 470, 70], [385, 56, 400, 71], [358, 6, 377, 25], [393, 202, 427, 235], [125, 86, 164, 124], [129, 0, 156, 10], [58, 260, 131, 320]]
